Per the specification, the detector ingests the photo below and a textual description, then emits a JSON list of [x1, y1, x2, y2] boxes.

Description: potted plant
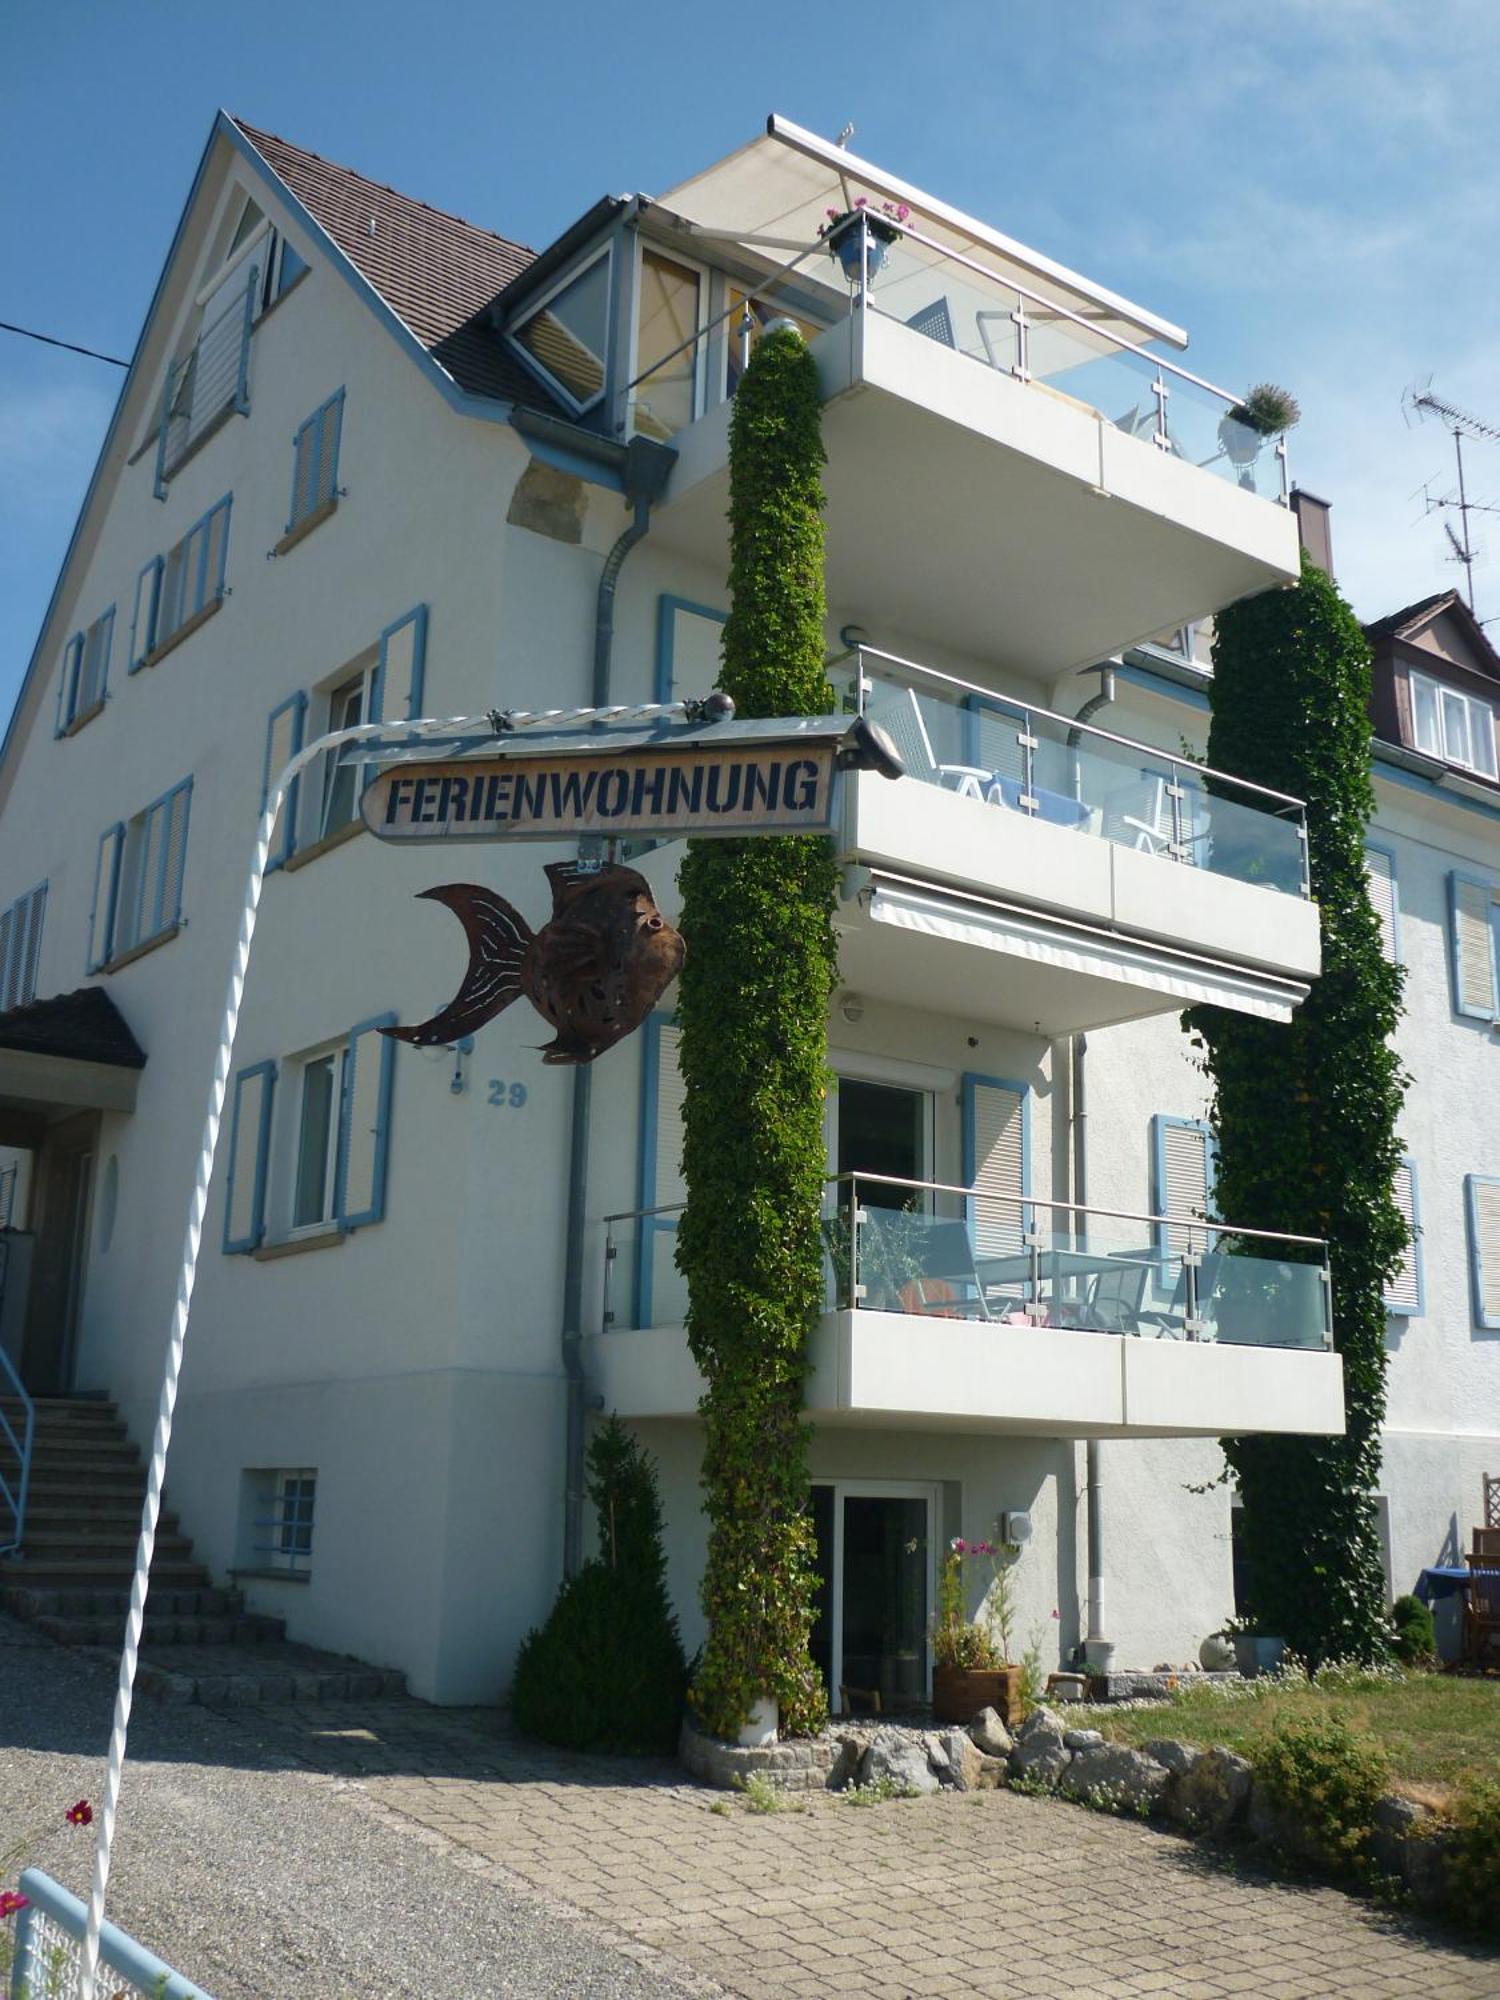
[[820, 197, 911, 286], [930, 1537, 1026, 1724], [1217, 382, 1300, 478]]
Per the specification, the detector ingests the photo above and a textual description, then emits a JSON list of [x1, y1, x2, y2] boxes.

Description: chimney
[[1291, 488, 1334, 578]]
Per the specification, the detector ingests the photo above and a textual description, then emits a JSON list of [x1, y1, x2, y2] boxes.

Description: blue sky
[[4, 0, 1499, 724]]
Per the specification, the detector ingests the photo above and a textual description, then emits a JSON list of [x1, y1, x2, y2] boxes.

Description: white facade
[[0, 113, 1495, 1703]]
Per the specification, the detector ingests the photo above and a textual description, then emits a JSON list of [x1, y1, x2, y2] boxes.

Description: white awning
[[865, 879, 1305, 1023], [656, 115, 1187, 351]]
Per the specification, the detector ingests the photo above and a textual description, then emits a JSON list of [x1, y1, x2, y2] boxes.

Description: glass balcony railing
[[601, 1177, 1332, 1351], [837, 646, 1310, 899]]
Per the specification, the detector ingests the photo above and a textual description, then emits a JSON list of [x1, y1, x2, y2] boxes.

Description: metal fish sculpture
[[382, 861, 684, 1065]]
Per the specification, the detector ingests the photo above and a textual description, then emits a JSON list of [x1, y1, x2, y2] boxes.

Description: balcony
[[648, 120, 1302, 669], [587, 1177, 1345, 1442]]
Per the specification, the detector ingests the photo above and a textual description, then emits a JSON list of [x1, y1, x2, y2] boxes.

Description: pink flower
[[1051, 1608, 1061, 1619], [66, 1800, 93, 1828], [0, 1891, 29, 1920]]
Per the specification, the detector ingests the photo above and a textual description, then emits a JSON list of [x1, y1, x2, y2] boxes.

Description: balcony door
[[831, 1073, 930, 1211], [810, 1480, 937, 1714]]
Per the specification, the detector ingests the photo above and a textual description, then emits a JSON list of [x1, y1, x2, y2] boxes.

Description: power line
[[0, 319, 128, 368]]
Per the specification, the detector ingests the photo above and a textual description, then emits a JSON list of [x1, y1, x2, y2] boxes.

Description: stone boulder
[[1063, 1728, 1104, 1751], [1009, 1736, 1071, 1787], [1059, 1743, 1169, 1813], [936, 1727, 985, 1792], [1144, 1737, 1201, 1778], [968, 1706, 1013, 1758], [859, 1729, 941, 1796], [1171, 1747, 1253, 1836], [1014, 1704, 1065, 1746]]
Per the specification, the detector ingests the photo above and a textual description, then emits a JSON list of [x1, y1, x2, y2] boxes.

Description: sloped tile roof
[[231, 119, 549, 404], [1363, 591, 1455, 641], [0, 988, 146, 1069]]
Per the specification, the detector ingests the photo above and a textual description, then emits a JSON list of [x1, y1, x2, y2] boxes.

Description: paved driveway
[[4, 1616, 1498, 1999]]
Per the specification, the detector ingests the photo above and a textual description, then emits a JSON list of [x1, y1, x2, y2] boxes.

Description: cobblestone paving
[[237, 1698, 1500, 2000]]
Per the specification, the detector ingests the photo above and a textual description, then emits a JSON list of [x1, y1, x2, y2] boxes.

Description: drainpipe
[[560, 436, 676, 1577], [1067, 662, 1115, 1665]]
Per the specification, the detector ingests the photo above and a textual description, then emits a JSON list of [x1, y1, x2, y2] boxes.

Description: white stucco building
[[0, 112, 1495, 1703]]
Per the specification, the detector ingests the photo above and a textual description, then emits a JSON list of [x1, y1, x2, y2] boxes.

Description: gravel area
[[0, 1613, 707, 1999]]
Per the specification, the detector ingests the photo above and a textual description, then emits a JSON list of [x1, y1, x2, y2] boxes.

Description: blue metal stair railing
[[0, 1232, 34, 1558]]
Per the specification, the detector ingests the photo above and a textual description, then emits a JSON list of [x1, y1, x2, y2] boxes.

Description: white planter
[[737, 1696, 778, 1747], [1199, 1632, 1237, 1672]]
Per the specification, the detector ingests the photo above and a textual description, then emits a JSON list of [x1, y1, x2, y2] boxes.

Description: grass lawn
[[1079, 1668, 1500, 1806]]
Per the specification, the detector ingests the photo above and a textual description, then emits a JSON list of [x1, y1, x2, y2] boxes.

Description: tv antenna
[[1403, 380, 1500, 616]]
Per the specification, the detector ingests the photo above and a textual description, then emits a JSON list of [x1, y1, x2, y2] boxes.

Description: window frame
[[1410, 668, 1498, 780], [1448, 869, 1500, 1022], [91, 777, 193, 971], [0, 882, 47, 1013], [154, 495, 232, 657], [1385, 1154, 1424, 1317], [506, 244, 614, 416], [290, 1044, 347, 1235], [55, 609, 114, 735], [286, 388, 345, 536], [1365, 842, 1401, 966], [628, 240, 710, 442]]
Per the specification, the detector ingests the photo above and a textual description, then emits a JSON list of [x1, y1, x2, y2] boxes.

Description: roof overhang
[[657, 114, 1188, 352]]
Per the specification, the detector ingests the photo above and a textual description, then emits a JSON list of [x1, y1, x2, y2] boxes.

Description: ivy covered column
[[675, 327, 837, 1738], [1187, 552, 1408, 1666]]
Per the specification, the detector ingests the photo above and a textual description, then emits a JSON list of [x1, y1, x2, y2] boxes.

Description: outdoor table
[[975, 1247, 1157, 1324], [1415, 1565, 1500, 1604]]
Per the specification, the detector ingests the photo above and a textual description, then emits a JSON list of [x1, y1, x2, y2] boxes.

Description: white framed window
[[292, 1045, 347, 1231], [630, 246, 706, 441], [509, 247, 612, 413], [88, 778, 192, 971], [243, 1466, 317, 1575], [1411, 670, 1498, 780], [55, 609, 114, 735], [316, 657, 378, 842], [223, 1016, 397, 1254]]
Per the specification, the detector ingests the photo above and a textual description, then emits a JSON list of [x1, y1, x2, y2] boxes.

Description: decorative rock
[[1144, 1737, 1201, 1778], [1172, 1747, 1253, 1835], [974, 1754, 1007, 1791], [1063, 1728, 1104, 1751], [1370, 1794, 1428, 1885], [1198, 1632, 1237, 1672], [859, 1731, 941, 1796], [937, 1727, 985, 1792], [968, 1706, 1013, 1758], [1014, 1704, 1065, 1746], [1059, 1743, 1168, 1811], [1009, 1735, 1071, 1786]]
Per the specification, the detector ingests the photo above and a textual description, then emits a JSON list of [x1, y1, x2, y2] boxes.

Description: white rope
[[78, 709, 500, 1996]]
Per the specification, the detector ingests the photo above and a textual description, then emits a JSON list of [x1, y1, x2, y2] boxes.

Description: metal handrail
[[0, 1237, 34, 1558], [850, 645, 1309, 815], [828, 1170, 1328, 1252]]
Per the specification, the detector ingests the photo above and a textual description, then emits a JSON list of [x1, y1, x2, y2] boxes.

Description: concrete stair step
[[25, 1468, 147, 1495], [38, 1610, 287, 1649], [21, 1498, 166, 1527], [2, 1582, 245, 1619], [0, 1557, 209, 1588], [20, 1528, 196, 1559], [122, 1643, 408, 1706]]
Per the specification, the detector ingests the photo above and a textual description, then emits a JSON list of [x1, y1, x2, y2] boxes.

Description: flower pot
[[826, 216, 892, 285], [737, 1695, 778, 1747], [931, 1663, 1024, 1726], [1231, 1635, 1285, 1678], [1218, 415, 1266, 468]]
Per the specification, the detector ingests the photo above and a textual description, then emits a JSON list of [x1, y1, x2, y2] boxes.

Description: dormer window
[[511, 250, 610, 412], [632, 251, 704, 441], [1411, 669, 1498, 780]]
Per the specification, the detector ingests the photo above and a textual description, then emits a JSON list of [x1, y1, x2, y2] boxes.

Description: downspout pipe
[[561, 434, 677, 1577], [1066, 663, 1115, 1664]]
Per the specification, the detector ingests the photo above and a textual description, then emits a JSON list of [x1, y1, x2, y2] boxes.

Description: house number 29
[[487, 1080, 528, 1108]]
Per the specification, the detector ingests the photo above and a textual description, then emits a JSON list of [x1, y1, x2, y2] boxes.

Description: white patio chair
[[865, 688, 991, 796]]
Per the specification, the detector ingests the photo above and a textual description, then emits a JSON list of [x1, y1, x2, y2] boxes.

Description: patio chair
[[864, 688, 991, 798], [1463, 1557, 1500, 1668], [906, 298, 956, 349], [1472, 1526, 1500, 1561], [858, 1209, 994, 1321], [1087, 1257, 1151, 1335], [1117, 774, 1175, 857]]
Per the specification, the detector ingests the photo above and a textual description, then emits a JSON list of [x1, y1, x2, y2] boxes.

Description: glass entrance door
[[809, 1482, 936, 1714]]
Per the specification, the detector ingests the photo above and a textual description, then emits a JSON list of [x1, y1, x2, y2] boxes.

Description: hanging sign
[[361, 739, 838, 843]]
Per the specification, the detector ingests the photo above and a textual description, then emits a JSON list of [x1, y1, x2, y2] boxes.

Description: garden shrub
[[1446, 1779, 1500, 1929], [1388, 1593, 1436, 1666], [1255, 1710, 1389, 1877], [511, 1417, 688, 1752]]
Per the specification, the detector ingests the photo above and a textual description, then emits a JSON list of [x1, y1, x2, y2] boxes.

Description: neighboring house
[[0, 110, 1485, 1704]]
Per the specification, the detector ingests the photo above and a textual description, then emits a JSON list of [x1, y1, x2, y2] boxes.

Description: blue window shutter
[[1449, 871, 1498, 1019], [56, 635, 82, 734], [263, 692, 308, 868], [1468, 1176, 1500, 1329], [335, 1013, 397, 1228], [373, 605, 428, 723], [961, 1073, 1029, 1256], [89, 607, 115, 707], [1152, 1114, 1215, 1259], [87, 823, 124, 972], [206, 494, 232, 600], [158, 778, 192, 928], [223, 1060, 277, 1252], [1385, 1156, 1423, 1316], [319, 390, 344, 510], [1365, 846, 1400, 966], [18, 883, 46, 1006], [129, 557, 163, 673], [288, 414, 314, 531]]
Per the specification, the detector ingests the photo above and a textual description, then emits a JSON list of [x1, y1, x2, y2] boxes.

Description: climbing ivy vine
[[675, 327, 837, 1739], [1186, 551, 1408, 1666]]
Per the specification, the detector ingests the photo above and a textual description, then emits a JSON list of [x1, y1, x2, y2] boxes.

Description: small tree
[[1186, 552, 1408, 1666], [675, 327, 837, 1739], [511, 1417, 687, 1751]]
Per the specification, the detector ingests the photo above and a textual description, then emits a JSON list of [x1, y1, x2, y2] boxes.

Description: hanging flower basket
[[821, 200, 910, 286]]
